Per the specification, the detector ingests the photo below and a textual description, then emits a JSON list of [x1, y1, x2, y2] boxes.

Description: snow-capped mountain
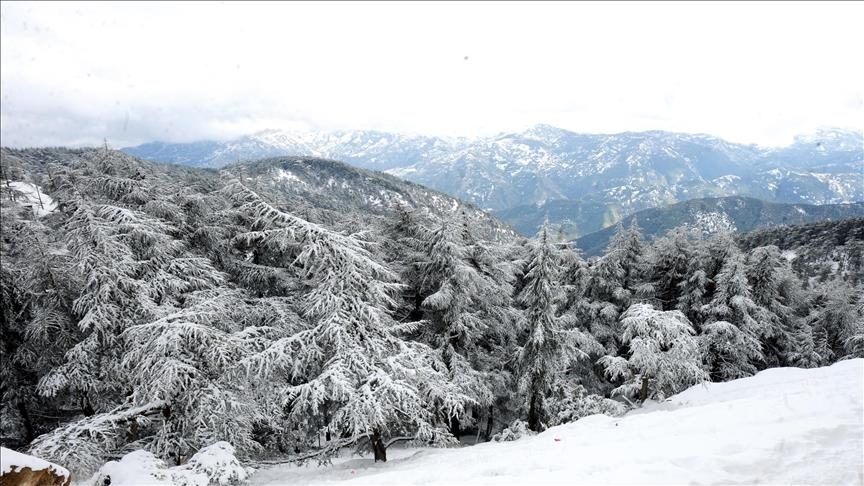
[[123, 126, 863, 237], [125, 129, 469, 171]]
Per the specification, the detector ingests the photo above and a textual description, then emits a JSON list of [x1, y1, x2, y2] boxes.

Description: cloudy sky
[[2, 1, 862, 148]]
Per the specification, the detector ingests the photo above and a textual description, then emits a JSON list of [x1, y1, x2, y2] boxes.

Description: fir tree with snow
[[600, 303, 707, 402], [699, 249, 766, 376], [516, 224, 596, 431], [745, 245, 802, 366], [229, 181, 469, 462], [414, 213, 517, 437]]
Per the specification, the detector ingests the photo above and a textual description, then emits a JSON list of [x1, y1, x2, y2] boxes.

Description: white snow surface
[[83, 442, 250, 486], [1, 447, 70, 479], [5, 180, 57, 217], [253, 359, 864, 485]]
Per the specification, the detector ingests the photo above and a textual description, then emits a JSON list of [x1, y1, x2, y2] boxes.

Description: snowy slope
[[252, 359, 863, 485], [4, 180, 57, 217]]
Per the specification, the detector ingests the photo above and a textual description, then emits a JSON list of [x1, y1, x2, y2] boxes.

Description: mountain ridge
[[123, 125, 863, 237]]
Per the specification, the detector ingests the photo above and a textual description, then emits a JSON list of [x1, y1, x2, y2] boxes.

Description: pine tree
[[700, 250, 765, 377], [805, 281, 864, 360], [600, 303, 707, 402], [0, 197, 78, 446], [676, 268, 710, 328], [415, 213, 517, 437], [647, 227, 695, 311], [746, 245, 802, 367], [118, 289, 292, 464], [228, 181, 468, 462], [786, 321, 821, 368], [699, 321, 763, 380], [517, 224, 596, 431], [582, 220, 650, 354]]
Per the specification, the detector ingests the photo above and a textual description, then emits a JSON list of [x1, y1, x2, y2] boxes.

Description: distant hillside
[[0, 148, 517, 243], [737, 218, 864, 285], [124, 126, 863, 238], [226, 156, 517, 241], [574, 197, 864, 256]]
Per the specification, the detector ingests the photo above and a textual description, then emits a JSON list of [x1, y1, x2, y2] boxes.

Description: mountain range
[[123, 126, 863, 238]]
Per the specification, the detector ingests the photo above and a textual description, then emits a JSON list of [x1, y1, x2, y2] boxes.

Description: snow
[[689, 210, 737, 236], [252, 359, 863, 485], [84, 443, 250, 486], [88, 450, 181, 486], [182, 442, 251, 486], [274, 169, 306, 185], [1, 447, 70, 480], [5, 181, 57, 217]]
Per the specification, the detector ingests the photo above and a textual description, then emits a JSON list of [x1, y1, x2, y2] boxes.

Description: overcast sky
[[2, 1, 862, 148]]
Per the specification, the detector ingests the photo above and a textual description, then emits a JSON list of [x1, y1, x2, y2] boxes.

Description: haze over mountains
[[124, 126, 863, 238]]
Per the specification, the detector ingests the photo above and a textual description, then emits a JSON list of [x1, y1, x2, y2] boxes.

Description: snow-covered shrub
[[492, 420, 534, 442], [89, 450, 190, 486], [88, 443, 250, 486], [547, 383, 627, 426], [181, 442, 251, 486]]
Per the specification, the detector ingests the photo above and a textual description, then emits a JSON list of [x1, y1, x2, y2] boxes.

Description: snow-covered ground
[[4, 180, 57, 217], [252, 359, 864, 485]]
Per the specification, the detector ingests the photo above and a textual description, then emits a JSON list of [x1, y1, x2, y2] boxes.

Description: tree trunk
[[640, 375, 650, 402], [527, 391, 541, 432], [16, 402, 34, 444], [82, 396, 95, 416], [449, 414, 461, 439], [371, 430, 387, 462], [484, 405, 494, 441], [127, 418, 139, 442]]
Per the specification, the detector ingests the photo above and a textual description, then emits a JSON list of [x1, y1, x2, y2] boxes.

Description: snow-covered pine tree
[[415, 213, 517, 437], [676, 268, 711, 328], [581, 220, 650, 355], [700, 250, 765, 379], [785, 320, 822, 368], [0, 192, 78, 446], [22, 152, 233, 472], [38, 201, 223, 411], [746, 245, 802, 367], [552, 243, 607, 396], [805, 280, 864, 360], [381, 203, 431, 323], [699, 320, 763, 380], [517, 224, 597, 431], [647, 227, 695, 311], [117, 288, 296, 465], [600, 303, 707, 402], [228, 181, 469, 462], [558, 243, 591, 314]]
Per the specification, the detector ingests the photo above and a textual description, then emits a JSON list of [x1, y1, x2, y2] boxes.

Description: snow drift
[[253, 359, 864, 485]]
